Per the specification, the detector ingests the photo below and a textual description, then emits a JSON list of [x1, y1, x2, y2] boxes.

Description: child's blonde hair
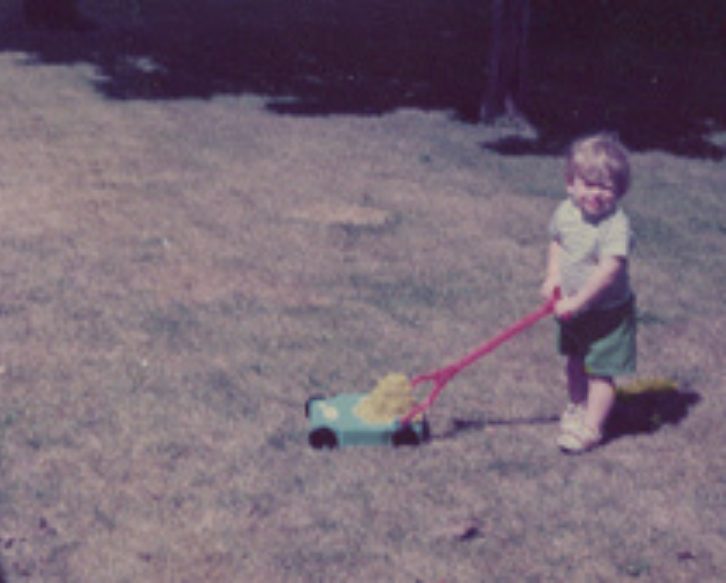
[[566, 133, 631, 197]]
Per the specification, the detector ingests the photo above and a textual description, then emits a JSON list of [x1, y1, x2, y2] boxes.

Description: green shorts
[[557, 296, 637, 377]]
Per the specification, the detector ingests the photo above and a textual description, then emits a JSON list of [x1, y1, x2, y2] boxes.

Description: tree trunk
[[483, 0, 530, 121]]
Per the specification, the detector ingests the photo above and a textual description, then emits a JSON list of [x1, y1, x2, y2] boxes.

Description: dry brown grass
[[0, 40, 724, 583]]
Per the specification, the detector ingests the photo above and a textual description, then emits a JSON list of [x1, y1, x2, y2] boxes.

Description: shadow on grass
[[0, 1, 723, 159], [435, 386, 700, 443], [437, 414, 559, 441], [605, 388, 701, 442]]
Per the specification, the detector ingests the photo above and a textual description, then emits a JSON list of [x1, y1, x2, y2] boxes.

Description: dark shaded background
[[1, 0, 724, 158]]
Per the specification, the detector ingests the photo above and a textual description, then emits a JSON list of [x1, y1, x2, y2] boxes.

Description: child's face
[[567, 175, 618, 221]]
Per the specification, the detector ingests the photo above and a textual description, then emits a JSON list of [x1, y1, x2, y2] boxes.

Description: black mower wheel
[[392, 419, 431, 447], [308, 427, 338, 449]]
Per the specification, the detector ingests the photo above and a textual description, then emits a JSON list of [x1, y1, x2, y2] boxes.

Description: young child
[[541, 133, 637, 453]]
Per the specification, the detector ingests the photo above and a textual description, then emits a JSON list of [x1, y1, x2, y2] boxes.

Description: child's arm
[[541, 240, 562, 300], [555, 256, 626, 319]]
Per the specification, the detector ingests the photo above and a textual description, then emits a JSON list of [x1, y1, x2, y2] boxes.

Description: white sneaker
[[557, 418, 602, 454], [559, 403, 585, 433]]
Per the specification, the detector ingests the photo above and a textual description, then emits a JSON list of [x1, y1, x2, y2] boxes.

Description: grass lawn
[[0, 3, 724, 582]]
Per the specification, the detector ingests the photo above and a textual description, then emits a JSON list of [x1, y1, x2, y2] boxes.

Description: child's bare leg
[[566, 356, 588, 405], [584, 376, 616, 433]]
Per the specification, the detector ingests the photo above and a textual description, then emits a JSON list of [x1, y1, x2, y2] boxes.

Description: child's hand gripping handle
[[399, 293, 559, 426]]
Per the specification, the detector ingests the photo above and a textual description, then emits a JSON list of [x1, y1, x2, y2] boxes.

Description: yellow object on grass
[[616, 377, 678, 396], [354, 372, 414, 424]]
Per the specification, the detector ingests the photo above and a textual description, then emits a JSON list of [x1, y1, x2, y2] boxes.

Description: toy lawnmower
[[306, 296, 557, 449]]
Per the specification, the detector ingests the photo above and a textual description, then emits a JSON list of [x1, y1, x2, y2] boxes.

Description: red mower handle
[[399, 294, 558, 425]]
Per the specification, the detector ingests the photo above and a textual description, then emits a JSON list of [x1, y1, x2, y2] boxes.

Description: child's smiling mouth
[[581, 197, 607, 214]]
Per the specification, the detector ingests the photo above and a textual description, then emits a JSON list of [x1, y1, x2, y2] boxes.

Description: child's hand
[[554, 296, 581, 320], [540, 276, 560, 301]]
